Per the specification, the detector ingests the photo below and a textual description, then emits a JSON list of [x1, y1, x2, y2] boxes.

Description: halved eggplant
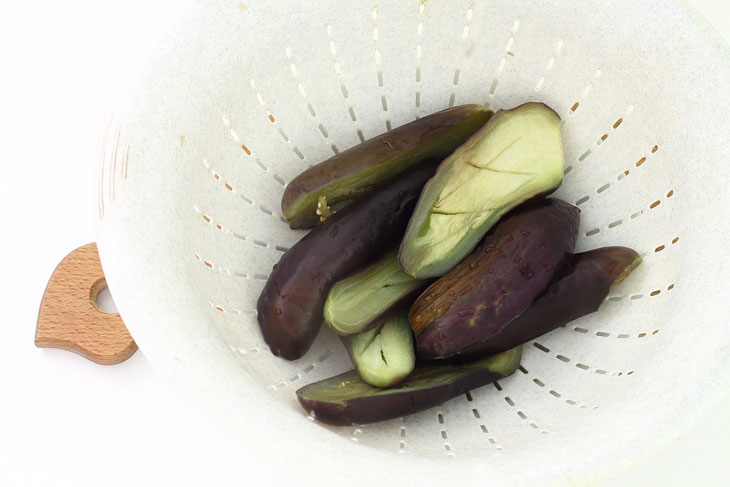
[[399, 103, 565, 279], [296, 346, 522, 426], [344, 310, 415, 388], [324, 250, 429, 336], [282, 105, 492, 228]]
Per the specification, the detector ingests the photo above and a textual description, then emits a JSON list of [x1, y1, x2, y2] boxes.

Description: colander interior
[[96, 0, 730, 484]]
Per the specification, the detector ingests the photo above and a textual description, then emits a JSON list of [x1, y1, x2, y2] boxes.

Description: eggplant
[[324, 249, 429, 336], [399, 102, 565, 279], [344, 310, 415, 388], [257, 162, 439, 360], [410, 198, 579, 359], [281, 105, 492, 228], [451, 247, 642, 362], [297, 346, 522, 426]]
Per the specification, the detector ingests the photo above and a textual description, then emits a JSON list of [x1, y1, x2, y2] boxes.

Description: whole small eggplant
[[297, 346, 522, 426], [451, 247, 642, 362], [410, 198, 580, 359], [282, 105, 492, 228], [258, 162, 439, 360]]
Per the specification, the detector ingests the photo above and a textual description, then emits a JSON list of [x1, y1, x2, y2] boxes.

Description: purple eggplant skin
[[450, 247, 642, 363], [297, 346, 522, 426], [281, 105, 492, 229], [410, 198, 580, 359], [257, 162, 439, 360]]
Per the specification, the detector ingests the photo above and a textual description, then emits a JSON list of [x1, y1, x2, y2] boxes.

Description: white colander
[[95, 0, 730, 485]]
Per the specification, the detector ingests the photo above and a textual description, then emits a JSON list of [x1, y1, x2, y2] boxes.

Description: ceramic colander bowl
[[95, 0, 730, 485]]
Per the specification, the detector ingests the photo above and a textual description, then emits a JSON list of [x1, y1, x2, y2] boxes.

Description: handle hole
[[89, 277, 119, 315], [96, 287, 119, 314]]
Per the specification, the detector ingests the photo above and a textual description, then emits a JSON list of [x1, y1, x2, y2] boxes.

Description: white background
[[1, 1, 729, 485]]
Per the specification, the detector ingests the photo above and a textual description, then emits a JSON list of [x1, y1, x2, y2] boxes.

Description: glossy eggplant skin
[[296, 346, 521, 426], [281, 105, 492, 228], [257, 162, 439, 360], [450, 247, 641, 362], [410, 199, 580, 359]]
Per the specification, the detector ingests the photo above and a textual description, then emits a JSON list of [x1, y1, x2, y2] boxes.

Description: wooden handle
[[36, 243, 137, 365]]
